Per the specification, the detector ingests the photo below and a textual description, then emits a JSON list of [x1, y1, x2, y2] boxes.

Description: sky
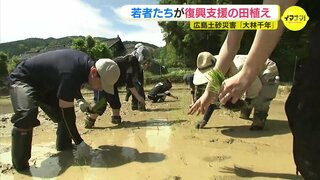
[[0, 0, 165, 47]]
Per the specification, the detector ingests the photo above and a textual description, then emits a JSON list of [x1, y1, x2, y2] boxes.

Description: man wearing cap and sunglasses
[[8, 49, 120, 172], [192, 52, 279, 130]]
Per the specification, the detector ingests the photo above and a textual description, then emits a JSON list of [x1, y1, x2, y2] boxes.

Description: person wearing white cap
[[8, 49, 120, 172], [128, 43, 152, 111], [193, 52, 279, 130], [82, 54, 146, 128]]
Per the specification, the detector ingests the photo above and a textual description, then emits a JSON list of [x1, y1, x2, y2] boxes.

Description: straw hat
[[193, 52, 217, 85]]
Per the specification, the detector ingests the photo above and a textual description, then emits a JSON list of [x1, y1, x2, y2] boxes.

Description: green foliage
[[158, 0, 319, 83], [90, 42, 113, 60], [145, 69, 194, 84], [0, 36, 115, 59], [71, 38, 87, 53], [159, 21, 224, 68], [0, 52, 8, 77], [0, 37, 75, 58], [71, 36, 113, 60], [158, 43, 185, 67], [7, 56, 22, 74], [86, 35, 95, 49], [271, 20, 317, 82], [158, 0, 228, 69]]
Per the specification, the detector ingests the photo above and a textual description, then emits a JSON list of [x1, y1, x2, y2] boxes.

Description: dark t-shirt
[[148, 81, 172, 97], [9, 49, 93, 101], [184, 73, 195, 89], [113, 55, 140, 88]]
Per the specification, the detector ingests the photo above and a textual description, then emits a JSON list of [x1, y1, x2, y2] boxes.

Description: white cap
[[135, 43, 143, 49], [95, 59, 120, 95], [193, 52, 217, 85]]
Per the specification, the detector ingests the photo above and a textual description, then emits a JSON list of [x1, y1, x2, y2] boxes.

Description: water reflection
[[120, 119, 174, 152], [145, 125, 172, 152], [25, 145, 165, 178], [0, 101, 13, 114]]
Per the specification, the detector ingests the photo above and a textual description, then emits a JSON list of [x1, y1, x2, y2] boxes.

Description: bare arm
[[188, 30, 244, 115], [129, 87, 145, 106], [189, 0, 298, 115], [215, 30, 244, 73], [219, 0, 299, 104], [201, 30, 245, 106]]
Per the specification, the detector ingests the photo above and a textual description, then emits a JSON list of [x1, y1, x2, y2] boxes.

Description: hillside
[[0, 36, 159, 58]]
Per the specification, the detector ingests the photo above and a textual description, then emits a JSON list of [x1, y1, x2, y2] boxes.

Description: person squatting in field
[[192, 52, 279, 130], [147, 79, 178, 103]]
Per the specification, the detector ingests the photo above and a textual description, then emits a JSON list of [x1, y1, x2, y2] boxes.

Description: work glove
[[76, 99, 92, 113], [75, 141, 92, 158]]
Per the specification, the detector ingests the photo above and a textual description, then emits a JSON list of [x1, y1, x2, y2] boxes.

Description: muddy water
[[0, 97, 13, 114], [0, 86, 302, 179]]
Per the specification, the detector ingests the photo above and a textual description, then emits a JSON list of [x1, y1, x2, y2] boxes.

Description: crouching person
[[193, 52, 279, 130], [147, 79, 178, 103], [217, 54, 279, 130], [9, 49, 120, 172], [236, 56, 280, 130], [82, 54, 145, 128]]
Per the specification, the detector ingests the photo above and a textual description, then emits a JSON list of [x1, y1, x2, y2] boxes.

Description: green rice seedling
[[208, 69, 244, 111], [90, 98, 107, 114], [207, 69, 225, 93]]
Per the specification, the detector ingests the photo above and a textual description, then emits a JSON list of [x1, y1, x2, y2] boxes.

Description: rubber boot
[[131, 104, 138, 110], [240, 98, 253, 120], [195, 120, 207, 129], [138, 102, 146, 111], [56, 122, 72, 151], [11, 128, 33, 172], [250, 110, 268, 131], [111, 116, 122, 124]]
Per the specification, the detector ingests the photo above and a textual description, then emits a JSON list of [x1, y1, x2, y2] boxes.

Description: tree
[[71, 38, 87, 53], [158, 0, 228, 68], [158, 0, 318, 82], [90, 41, 113, 60], [7, 56, 21, 74], [86, 35, 95, 49], [71, 35, 113, 60], [0, 52, 8, 77]]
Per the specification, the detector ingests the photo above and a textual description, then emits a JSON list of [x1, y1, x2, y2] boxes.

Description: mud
[[0, 84, 302, 179]]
